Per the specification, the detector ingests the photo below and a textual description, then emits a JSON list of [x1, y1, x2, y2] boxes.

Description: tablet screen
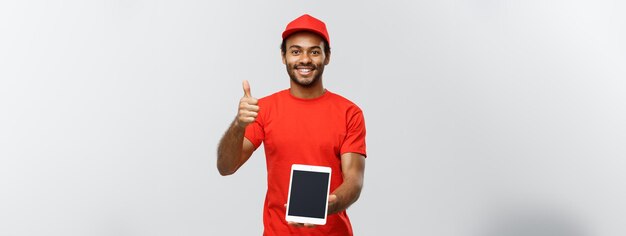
[[287, 170, 330, 219]]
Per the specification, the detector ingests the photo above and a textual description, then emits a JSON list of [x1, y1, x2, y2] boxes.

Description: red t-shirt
[[244, 89, 367, 236]]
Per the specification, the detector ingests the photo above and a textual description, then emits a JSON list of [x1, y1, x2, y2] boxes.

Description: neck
[[289, 79, 325, 99]]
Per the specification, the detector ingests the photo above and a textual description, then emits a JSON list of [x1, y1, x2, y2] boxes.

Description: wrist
[[233, 119, 248, 130]]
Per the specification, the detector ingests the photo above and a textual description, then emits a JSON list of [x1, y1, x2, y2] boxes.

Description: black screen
[[288, 170, 330, 218]]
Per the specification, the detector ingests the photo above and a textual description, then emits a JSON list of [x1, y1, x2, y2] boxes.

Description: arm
[[216, 80, 259, 176], [216, 121, 256, 176], [327, 152, 366, 215]]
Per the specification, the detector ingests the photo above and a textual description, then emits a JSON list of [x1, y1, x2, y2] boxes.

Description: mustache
[[293, 63, 316, 69]]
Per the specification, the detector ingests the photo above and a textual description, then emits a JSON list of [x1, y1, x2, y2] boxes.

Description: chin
[[295, 77, 318, 87], [298, 78, 314, 85]]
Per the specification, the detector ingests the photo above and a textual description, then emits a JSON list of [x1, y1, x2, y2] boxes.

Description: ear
[[281, 50, 286, 65], [324, 52, 331, 65]]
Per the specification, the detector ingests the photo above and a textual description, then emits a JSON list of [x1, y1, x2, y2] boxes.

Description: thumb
[[328, 194, 337, 203], [242, 80, 251, 97]]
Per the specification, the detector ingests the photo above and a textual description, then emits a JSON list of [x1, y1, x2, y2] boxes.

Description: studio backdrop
[[1, 1, 625, 235]]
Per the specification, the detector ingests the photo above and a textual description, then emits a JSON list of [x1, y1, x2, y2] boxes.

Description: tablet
[[285, 164, 332, 225]]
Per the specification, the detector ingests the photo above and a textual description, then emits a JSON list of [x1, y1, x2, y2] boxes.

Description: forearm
[[216, 119, 246, 175], [328, 174, 363, 215]]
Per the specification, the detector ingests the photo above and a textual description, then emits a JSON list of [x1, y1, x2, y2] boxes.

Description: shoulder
[[258, 89, 289, 103], [327, 91, 363, 113]]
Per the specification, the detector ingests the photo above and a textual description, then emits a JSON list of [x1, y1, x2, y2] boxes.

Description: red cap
[[282, 14, 330, 46]]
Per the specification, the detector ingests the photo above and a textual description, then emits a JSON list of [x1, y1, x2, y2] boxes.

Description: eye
[[291, 50, 300, 55], [311, 50, 320, 55]]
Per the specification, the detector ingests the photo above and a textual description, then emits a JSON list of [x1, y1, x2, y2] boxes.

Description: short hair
[[280, 36, 331, 56]]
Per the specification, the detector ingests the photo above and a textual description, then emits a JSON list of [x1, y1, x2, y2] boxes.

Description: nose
[[298, 52, 312, 64]]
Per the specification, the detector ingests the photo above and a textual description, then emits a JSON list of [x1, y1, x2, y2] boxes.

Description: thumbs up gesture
[[236, 80, 259, 128]]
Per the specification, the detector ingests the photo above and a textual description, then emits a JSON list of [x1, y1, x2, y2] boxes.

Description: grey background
[[1, 0, 625, 235]]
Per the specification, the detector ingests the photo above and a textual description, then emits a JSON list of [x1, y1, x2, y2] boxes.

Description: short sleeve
[[244, 118, 264, 149], [340, 107, 366, 157]]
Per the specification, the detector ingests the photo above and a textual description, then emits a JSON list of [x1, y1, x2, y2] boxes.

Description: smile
[[296, 67, 314, 75]]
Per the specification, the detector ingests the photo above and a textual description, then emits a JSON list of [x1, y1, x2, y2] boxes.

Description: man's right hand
[[236, 80, 259, 128]]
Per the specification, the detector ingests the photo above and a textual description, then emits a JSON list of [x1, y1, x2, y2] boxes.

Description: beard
[[286, 63, 325, 87]]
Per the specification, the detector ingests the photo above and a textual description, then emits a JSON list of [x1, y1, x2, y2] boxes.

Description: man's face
[[282, 31, 330, 87]]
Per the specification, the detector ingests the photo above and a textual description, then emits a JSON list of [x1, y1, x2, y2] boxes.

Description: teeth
[[298, 69, 311, 73]]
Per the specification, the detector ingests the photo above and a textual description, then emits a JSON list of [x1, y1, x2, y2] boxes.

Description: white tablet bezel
[[285, 164, 332, 225]]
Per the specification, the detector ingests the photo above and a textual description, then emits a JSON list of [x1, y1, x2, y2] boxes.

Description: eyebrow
[[288, 45, 322, 50]]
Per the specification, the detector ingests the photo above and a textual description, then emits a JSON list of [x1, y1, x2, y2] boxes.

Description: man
[[217, 14, 366, 235]]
